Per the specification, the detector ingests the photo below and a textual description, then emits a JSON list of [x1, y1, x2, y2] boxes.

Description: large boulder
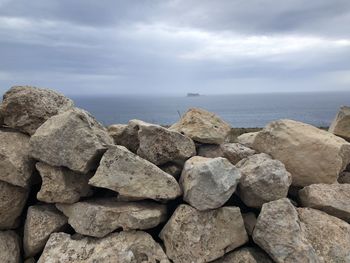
[[38, 231, 170, 263], [159, 204, 248, 263], [23, 205, 67, 258], [89, 145, 182, 201], [29, 108, 113, 174], [0, 129, 35, 188], [56, 199, 167, 238], [236, 153, 292, 208], [252, 119, 350, 187], [180, 156, 241, 210], [236, 132, 258, 148], [212, 247, 273, 263], [0, 230, 21, 263], [329, 106, 350, 140], [170, 108, 231, 144], [1, 86, 73, 135]]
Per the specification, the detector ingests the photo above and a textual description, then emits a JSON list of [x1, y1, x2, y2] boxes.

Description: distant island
[[187, 93, 200, 97]]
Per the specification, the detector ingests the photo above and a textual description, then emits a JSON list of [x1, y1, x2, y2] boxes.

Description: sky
[[0, 0, 350, 95]]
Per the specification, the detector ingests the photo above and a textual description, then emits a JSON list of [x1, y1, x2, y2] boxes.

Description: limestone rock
[[0, 230, 21, 263], [0, 129, 35, 188], [36, 162, 91, 204], [107, 124, 127, 145], [197, 144, 223, 158], [30, 108, 113, 174], [0, 181, 28, 229], [38, 231, 170, 263], [180, 156, 241, 211], [236, 132, 258, 148], [23, 205, 67, 258], [1, 86, 73, 135], [212, 247, 273, 263], [236, 153, 292, 208], [56, 199, 167, 238], [160, 162, 183, 179], [329, 106, 350, 140], [170, 108, 231, 144], [159, 204, 248, 263], [252, 119, 350, 187], [242, 212, 257, 236], [89, 145, 182, 201], [338, 171, 350, 183]]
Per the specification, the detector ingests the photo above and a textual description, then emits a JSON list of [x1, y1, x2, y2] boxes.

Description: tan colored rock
[[56, 199, 167, 238], [38, 231, 170, 263], [338, 171, 350, 183], [170, 108, 231, 144], [159, 204, 248, 263], [242, 212, 257, 236], [180, 156, 241, 210], [89, 145, 182, 201], [107, 124, 127, 144], [36, 162, 91, 204], [30, 108, 113, 174], [329, 106, 350, 140], [160, 162, 183, 179], [252, 119, 350, 187], [0, 230, 21, 263], [212, 247, 273, 263], [23, 205, 67, 258], [236, 132, 258, 148], [1, 86, 74, 135]]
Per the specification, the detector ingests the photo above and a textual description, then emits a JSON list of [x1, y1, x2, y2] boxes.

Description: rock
[[29, 108, 113, 174], [107, 124, 127, 144], [0, 181, 28, 229], [160, 162, 183, 179], [23, 205, 67, 258], [338, 171, 350, 183], [253, 198, 318, 263], [36, 162, 92, 204], [38, 231, 170, 263], [0, 105, 4, 126], [1, 86, 74, 135], [24, 258, 36, 263], [329, 106, 350, 140], [252, 119, 350, 187], [159, 204, 248, 263], [242, 212, 257, 236], [56, 199, 167, 238], [212, 247, 273, 263], [236, 153, 292, 208], [299, 183, 350, 222], [180, 156, 241, 211], [0, 129, 35, 188], [0, 230, 21, 263], [170, 108, 231, 144], [236, 132, 258, 148], [89, 145, 182, 201], [298, 207, 350, 263]]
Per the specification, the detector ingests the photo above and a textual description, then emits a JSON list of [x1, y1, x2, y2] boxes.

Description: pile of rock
[[1, 86, 350, 263]]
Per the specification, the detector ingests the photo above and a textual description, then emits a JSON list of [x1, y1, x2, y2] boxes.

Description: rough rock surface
[[242, 212, 257, 236], [236, 132, 259, 148], [160, 162, 183, 179], [0, 181, 28, 229], [236, 153, 292, 208], [159, 204, 248, 263], [180, 156, 241, 210], [338, 171, 350, 183], [23, 205, 67, 258], [329, 106, 350, 140], [107, 124, 127, 145], [56, 199, 167, 238], [0, 230, 21, 263], [299, 183, 350, 222], [38, 231, 170, 263], [253, 198, 318, 263], [89, 145, 182, 201], [252, 119, 350, 187], [0, 129, 35, 188], [30, 108, 113, 174], [170, 108, 231, 144], [212, 247, 273, 263], [1, 86, 74, 135], [36, 162, 91, 204]]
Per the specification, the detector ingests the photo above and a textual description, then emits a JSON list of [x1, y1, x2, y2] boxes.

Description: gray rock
[[160, 162, 183, 179], [159, 204, 248, 263], [242, 212, 257, 236], [0, 230, 21, 263], [1, 86, 73, 135], [329, 106, 350, 141], [30, 108, 113, 174], [236, 132, 259, 148], [212, 247, 273, 263], [107, 124, 127, 145], [0, 105, 4, 126], [197, 144, 223, 158], [338, 171, 350, 183]]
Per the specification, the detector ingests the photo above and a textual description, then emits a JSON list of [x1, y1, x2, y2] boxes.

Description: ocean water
[[72, 92, 350, 128]]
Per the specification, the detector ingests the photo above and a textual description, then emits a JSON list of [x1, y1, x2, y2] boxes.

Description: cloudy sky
[[0, 0, 350, 95]]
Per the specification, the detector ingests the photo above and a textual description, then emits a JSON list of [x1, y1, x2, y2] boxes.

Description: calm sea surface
[[72, 92, 350, 128]]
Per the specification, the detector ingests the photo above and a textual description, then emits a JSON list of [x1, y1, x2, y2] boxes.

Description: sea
[[72, 91, 350, 128]]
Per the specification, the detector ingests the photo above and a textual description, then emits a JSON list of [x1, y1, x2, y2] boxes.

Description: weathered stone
[[23, 205, 67, 258], [236, 132, 258, 148], [159, 204, 248, 263], [197, 144, 223, 157], [338, 171, 350, 183], [0, 181, 28, 229], [107, 124, 127, 145], [236, 153, 292, 208], [1, 86, 73, 135], [252, 119, 350, 187], [36, 162, 92, 204], [212, 247, 273, 263], [242, 212, 257, 236], [160, 162, 183, 179], [38, 231, 170, 263], [30, 108, 113, 174], [180, 156, 241, 211], [89, 145, 182, 201], [170, 108, 231, 144], [0, 105, 4, 126], [0, 230, 21, 263], [329, 106, 350, 141], [299, 183, 350, 222], [0, 129, 35, 188], [253, 198, 318, 263], [56, 199, 167, 238]]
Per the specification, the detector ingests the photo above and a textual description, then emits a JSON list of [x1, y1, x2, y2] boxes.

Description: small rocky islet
[[1, 86, 350, 263]]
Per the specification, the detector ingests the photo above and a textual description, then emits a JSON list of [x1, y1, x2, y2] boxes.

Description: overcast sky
[[0, 0, 350, 95]]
